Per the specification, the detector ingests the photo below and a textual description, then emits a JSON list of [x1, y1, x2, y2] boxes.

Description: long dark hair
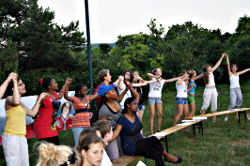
[[122, 70, 133, 83], [203, 65, 210, 85], [122, 97, 135, 114], [37, 78, 53, 94]]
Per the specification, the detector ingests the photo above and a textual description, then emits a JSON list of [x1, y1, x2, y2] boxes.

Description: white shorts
[[2, 135, 29, 166]]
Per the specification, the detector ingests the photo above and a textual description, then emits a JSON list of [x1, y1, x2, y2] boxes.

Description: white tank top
[[148, 78, 165, 98], [176, 81, 187, 98], [229, 74, 240, 88], [206, 73, 215, 87]]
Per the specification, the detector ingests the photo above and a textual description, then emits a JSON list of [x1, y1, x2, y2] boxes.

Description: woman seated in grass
[[224, 53, 250, 121], [112, 97, 182, 166]]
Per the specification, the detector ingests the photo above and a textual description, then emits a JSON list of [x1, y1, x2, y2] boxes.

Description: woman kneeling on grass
[[112, 97, 182, 166]]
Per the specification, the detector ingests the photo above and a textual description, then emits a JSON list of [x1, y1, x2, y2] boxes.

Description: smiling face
[[82, 142, 104, 166]]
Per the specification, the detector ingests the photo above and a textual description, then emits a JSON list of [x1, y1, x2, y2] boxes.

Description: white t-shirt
[[206, 73, 215, 87], [100, 150, 112, 166], [148, 78, 165, 98], [117, 81, 132, 109], [176, 81, 187, 98], [230, 74, 240, 88]]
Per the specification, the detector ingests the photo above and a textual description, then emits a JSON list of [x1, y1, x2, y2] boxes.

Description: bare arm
[[147, 73, 160, 80], [226, 54, 232, 75], [23, 93, 47, 117], [211, 53, 226, 72], [187, 84, 194, 92], [98, 115, 107, 120], [130, 86, 140, 104], [0, 73, 17, 99], [237, 68, 250, 75], [117, 86, 129, 102], [110, 124, 123, 143], [165, 75, 184, 83], [12, 77, 21, 106], [194, 73, 204, 80], [64, 78, 74, 102], [132, 79, 157, 87], [58, 79, 68, 99], [112, 76, 123, 87]]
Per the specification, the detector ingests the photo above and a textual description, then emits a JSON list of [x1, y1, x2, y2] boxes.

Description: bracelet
[[60, 89, 65, 93]]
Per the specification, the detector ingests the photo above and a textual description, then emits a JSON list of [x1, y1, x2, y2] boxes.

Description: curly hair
[[36, 143, 81, 166]]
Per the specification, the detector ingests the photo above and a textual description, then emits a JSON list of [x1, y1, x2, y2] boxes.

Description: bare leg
[[189, 102, 196, 116], [156, 103, 162, 132], [149, 104, 155, 134], [173, 104, 184, 126]]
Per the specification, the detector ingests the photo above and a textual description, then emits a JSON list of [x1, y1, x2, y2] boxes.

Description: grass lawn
[[1, 82, 250, 166]]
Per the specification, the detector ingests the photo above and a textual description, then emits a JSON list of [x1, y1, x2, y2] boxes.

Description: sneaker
[[247, 114, 250, 120], [224, 117, 228, 122]]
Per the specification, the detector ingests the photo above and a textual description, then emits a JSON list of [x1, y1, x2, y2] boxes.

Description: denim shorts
[[137, 104, 145, 111], [148, 98, 163, 105], [176, 97, 188, 104]]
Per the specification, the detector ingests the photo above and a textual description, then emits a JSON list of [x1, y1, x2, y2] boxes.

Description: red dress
[[33, 91, 59, 139]]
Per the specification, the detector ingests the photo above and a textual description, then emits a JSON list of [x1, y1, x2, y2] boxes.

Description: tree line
[[1, 0, 250, 95]]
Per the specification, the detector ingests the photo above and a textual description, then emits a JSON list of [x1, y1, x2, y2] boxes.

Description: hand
[[7, 72, 18, 81], [38, 92, 47, 102], [222, 53, 227, 58], [65, 77, 72, 84], [12, 75, 18, 85], [118, 75, 124, 81]]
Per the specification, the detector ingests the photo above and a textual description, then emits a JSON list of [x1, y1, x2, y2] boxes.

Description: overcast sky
[[38, 0, 250, 43]]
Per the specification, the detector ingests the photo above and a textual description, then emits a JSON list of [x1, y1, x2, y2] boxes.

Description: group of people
[[0, 52, 250, 166]]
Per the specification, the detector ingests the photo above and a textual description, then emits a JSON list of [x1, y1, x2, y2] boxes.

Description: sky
[[37, 0, 250, 43]]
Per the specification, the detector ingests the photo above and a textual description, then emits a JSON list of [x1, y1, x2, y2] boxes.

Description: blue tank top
[[188, 80, 196, 95]]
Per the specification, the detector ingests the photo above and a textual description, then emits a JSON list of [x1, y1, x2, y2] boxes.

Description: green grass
[[1, 82, 250, 166]]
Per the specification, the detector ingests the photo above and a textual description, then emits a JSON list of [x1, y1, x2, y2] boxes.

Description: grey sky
[[38, 0, 250, 43]]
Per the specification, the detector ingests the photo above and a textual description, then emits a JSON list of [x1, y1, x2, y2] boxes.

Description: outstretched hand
[[65, 77, 72, 84]]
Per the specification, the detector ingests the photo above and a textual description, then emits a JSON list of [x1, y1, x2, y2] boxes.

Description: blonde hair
[[36, 143, 81, 166]]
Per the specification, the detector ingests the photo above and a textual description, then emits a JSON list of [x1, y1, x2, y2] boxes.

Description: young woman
[[187, 70, 198, 116], [3, 76, 46, 166], [98, 83, 138, 160], [78, 134, 105, 166], [64, 78, 99, 145], [173, 71, 189, 126], [36, 143, 80, 166], [224, 54, 250, 121], [117, 70, 134, 109], [198, 53, 226, 122], [34, 77, 67, 145], [147, 68, 183, 134], [113, 97, 182, 166], [132, 71, 156, 122]]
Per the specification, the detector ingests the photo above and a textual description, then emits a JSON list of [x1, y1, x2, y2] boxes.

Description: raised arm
[[117, 86, 130, 102], [132, 79, 157, 87], [0, 72, 17, 99], [112, 76, 123, 87], [58, 79, 68, 99], [237, 68, 250, 75], [226, 54, 232, 75], [23, 93, 47, 117], [64, 78, 74, 102], [147, 73, 160, 80], [211, 53, 226, 72], [165, 75, 184, 83], [194, 73, 204, 80], [129, 86, 140, 104]]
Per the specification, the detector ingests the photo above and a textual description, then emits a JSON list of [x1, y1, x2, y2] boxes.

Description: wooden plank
[[186, 108, 250, 120], [159, 120, 202, 136], [112, 155, 140, 166]]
